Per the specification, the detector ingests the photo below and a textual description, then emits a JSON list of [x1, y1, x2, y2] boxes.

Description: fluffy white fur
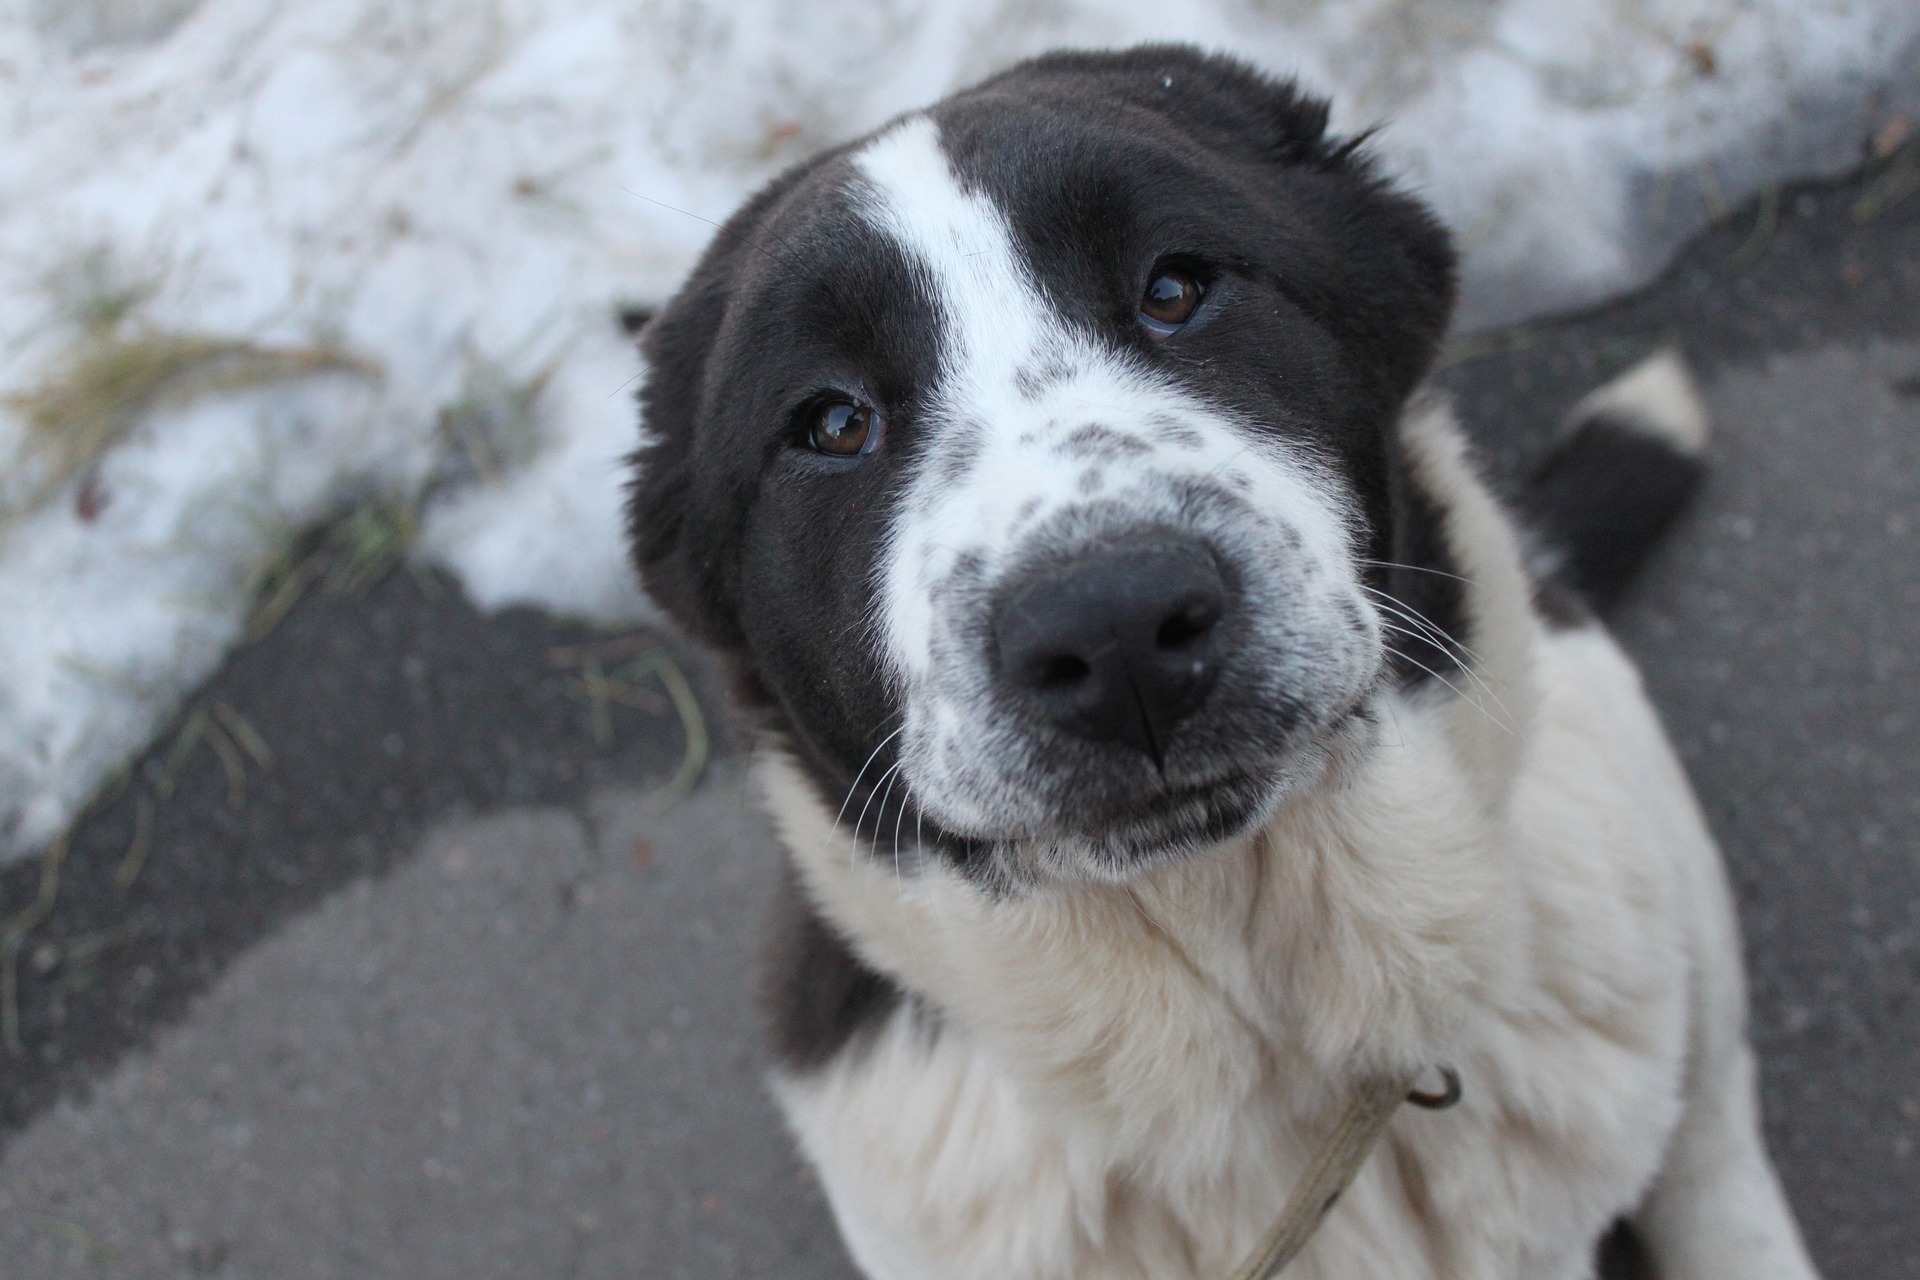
[[755, 388, 1820, 1278]]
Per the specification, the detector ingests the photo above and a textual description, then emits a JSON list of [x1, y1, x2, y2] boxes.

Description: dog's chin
[[1062, 767, 1282, 878], [903, 699, 1378, 888], [1044, 700, 1374, 875], [971, 705, 1373, 885]]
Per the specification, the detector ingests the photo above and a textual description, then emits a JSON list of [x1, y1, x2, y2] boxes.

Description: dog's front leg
[[1634, 1039, 1820, 1279]]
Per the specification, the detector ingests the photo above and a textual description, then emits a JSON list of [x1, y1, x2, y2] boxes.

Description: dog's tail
[[1521, 348, 1710, 611]]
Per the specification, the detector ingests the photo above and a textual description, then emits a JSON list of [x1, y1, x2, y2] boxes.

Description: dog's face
[[631, 48, 1457, 885]]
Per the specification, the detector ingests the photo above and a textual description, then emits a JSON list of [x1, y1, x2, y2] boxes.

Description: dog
[[627, 46, 1820, 1280]]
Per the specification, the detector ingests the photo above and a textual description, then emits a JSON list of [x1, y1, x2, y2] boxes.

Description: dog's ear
[[625, 259, 736, 648], [627, 161, 837, 649], [986, 46, 1458, 405], [1012, 45, 1343, 170], [1145, 47, 1457, 405], [1286, 135, 1458, 411]]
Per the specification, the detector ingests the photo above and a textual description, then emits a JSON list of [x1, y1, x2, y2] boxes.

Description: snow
[[1, 0, 1915, 861]]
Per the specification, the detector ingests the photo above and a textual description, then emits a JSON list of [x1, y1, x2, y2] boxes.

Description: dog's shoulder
[[759, 862, 908, 1072]]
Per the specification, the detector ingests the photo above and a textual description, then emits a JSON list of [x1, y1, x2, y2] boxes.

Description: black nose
[[992, 535, 1228, 762]]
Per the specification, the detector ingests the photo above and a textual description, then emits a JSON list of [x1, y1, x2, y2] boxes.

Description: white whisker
[[1362, 587, 1518, 724], [887, 763, 914, 888], [853, 760, 905, 864], [1358, 557, 1474, 586], [834, 725, 905, 834], [1361, 585, 1484, 665], [1375, 622, 1515, 735]]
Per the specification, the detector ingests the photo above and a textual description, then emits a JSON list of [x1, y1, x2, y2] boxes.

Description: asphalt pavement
[[1, 145, 1915, 1277]]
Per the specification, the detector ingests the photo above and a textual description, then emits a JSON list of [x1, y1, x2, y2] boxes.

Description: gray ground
[[1, 148, 1915, 1277]]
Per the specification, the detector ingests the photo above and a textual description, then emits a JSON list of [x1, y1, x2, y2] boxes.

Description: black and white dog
[[628, 46, 1819, 1280]]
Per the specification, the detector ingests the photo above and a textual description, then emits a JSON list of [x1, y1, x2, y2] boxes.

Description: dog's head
[[630, 47, 1457, 885]]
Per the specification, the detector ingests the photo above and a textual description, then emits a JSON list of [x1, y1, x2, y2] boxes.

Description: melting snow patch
[[1, 0, 1916, 859]]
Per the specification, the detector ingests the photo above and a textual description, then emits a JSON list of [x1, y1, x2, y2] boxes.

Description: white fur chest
[[761, 624, 1701, 1280]]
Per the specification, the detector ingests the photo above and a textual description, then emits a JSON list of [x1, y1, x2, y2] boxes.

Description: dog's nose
[[992, 535, 1227, 762]]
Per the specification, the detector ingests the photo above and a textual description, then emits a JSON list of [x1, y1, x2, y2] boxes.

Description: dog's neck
[[757, 395, 1540, 1170]]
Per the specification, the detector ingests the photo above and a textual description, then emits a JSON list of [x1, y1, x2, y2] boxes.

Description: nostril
[[1031, 653, 1092, 690], [1155, 601, 1219, 651]]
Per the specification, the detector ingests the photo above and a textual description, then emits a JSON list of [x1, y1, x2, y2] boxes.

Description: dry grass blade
[[3, 329, 378, 528], [2, 832, 70, 1058], [1727, 183, 1780, 271], [1438, 324, 1536, 370], [1853, 144, 1919, 223], [243, 498, 420, 645], [629, 650, 710, 809], [600, 680, 668, 714], [205, 719, 250, 812], [2, 832, 70, 950], [325, 499, 419, 596], [114, 792, 157, 891], [553, 634, 690, 747], [436, 359, 554, 487], [245, 549, 329, 642], [154, 705, 210, 800], [213, 701, 274, 766]]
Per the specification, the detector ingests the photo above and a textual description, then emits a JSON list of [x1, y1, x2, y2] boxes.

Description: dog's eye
[[1139, 270, 1203, 336], [808, 399, 883, 457]]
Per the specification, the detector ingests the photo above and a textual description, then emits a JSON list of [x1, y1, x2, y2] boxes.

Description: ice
[[1, 0, 1915, 859]]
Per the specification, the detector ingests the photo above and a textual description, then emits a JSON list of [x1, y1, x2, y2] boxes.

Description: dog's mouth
[[1067, 765, 1280, 869], [966, 694, 1372, 877]]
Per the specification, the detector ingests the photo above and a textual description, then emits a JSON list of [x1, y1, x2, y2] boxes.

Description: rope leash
[[1227, 1067, 1462, 1280]]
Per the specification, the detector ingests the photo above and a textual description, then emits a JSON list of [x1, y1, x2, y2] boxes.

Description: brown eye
[[1139, 269, 1203, 335], [809, 399, 882, 456]]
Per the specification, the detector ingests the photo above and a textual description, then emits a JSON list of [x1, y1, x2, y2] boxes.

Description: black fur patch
[[1058, 423, 1153, 460], [1594, 1219, 1656, 1280], [1014, 354, 1073, 400], [759, 866, 905, 1072], [1523, 412, 1705, 611], [1371, 449, 1469, 685]]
